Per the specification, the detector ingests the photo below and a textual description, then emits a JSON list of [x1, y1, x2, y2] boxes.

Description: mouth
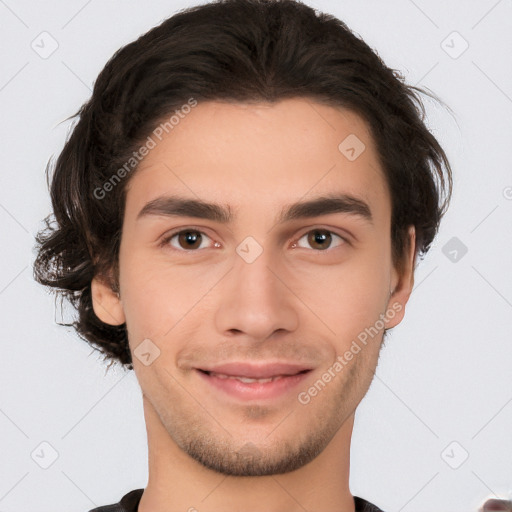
[[198, 368, 311, 382], [194, 363, 313, 401]]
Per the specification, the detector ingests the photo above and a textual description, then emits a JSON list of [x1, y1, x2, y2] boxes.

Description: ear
[[91, 276, 126, 326], [385, 226, 416, 329]]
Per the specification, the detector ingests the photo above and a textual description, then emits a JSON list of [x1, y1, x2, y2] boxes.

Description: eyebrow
[[137, 193, 373, 225]]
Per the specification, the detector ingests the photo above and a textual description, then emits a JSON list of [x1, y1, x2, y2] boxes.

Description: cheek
[[305, 246, 392, 342], [118, 248, 225, 341], [324, 278, 388, 342], [118, 228, 393, 348], [119, 248, 170, 342], [306, 266, 388, 332]]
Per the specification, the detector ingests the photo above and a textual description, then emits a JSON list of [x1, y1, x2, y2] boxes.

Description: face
[[92, 98, 414, 477]]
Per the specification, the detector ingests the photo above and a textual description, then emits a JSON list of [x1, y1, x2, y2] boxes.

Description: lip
[[195, 362, 313, 379], [194, 362, 313, 401]]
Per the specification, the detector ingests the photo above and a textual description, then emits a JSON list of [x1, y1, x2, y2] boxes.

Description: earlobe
[[91, 276, 126, 326], [385, 226, 416, 329]]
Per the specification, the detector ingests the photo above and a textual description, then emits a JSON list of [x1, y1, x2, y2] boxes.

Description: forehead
[[125, 98, 390, 223]]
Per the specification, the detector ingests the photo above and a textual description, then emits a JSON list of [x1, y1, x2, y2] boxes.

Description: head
[[34, 0, 451, 477]]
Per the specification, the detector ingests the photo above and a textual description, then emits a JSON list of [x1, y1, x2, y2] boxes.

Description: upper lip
[[196, 362, 313, 378]]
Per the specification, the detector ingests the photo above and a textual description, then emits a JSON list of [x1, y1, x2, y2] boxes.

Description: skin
[[91, 98, 416, 512]]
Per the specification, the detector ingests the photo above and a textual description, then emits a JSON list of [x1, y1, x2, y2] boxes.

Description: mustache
[[176, 340, 329, 370]]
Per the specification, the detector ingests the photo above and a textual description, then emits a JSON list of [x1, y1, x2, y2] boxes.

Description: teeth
[[236, 376, 275, 383], [210, 372, 284, 383]]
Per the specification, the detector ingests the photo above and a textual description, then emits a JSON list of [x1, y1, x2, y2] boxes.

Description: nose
[[214, 246, 299, 342]]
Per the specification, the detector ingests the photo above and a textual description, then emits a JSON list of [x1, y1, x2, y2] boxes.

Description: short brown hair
[[34, 0, 452, 370]]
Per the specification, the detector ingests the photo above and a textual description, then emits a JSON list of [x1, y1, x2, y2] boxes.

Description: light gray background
[[1, 1, 511, 511]]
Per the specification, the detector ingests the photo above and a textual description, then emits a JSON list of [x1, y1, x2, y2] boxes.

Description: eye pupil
[[169, 229, 340, 252], [179, 231, 202, 249], [308, 230, 331, 250]]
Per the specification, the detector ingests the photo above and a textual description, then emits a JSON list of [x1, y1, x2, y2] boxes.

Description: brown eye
[[164, 230, 213, 251], [296, 229, 345, 251], [177, 231, 203, 249]]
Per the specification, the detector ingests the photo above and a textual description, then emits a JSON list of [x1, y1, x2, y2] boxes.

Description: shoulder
[[87, 489, 144, 512], [88, 506, 123, 512], [354, 495, 386, 512]]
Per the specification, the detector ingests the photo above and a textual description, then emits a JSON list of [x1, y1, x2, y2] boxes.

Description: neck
[[138, 395, 355, 512]]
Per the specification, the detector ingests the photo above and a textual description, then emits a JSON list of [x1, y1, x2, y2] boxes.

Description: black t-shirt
[[88, 488, 386, 511]]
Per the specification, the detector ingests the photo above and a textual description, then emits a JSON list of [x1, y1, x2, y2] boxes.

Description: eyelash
[[159, 227, 349, 253]]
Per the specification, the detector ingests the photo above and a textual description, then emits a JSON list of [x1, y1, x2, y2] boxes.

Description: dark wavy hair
[[34, 0, 452, 370]]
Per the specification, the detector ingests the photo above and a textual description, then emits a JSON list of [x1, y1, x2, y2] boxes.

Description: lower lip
[[196, 369, 311, 401]]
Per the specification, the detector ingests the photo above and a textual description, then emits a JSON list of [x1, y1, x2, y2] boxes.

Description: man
[[34, 0, 454, 510]]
